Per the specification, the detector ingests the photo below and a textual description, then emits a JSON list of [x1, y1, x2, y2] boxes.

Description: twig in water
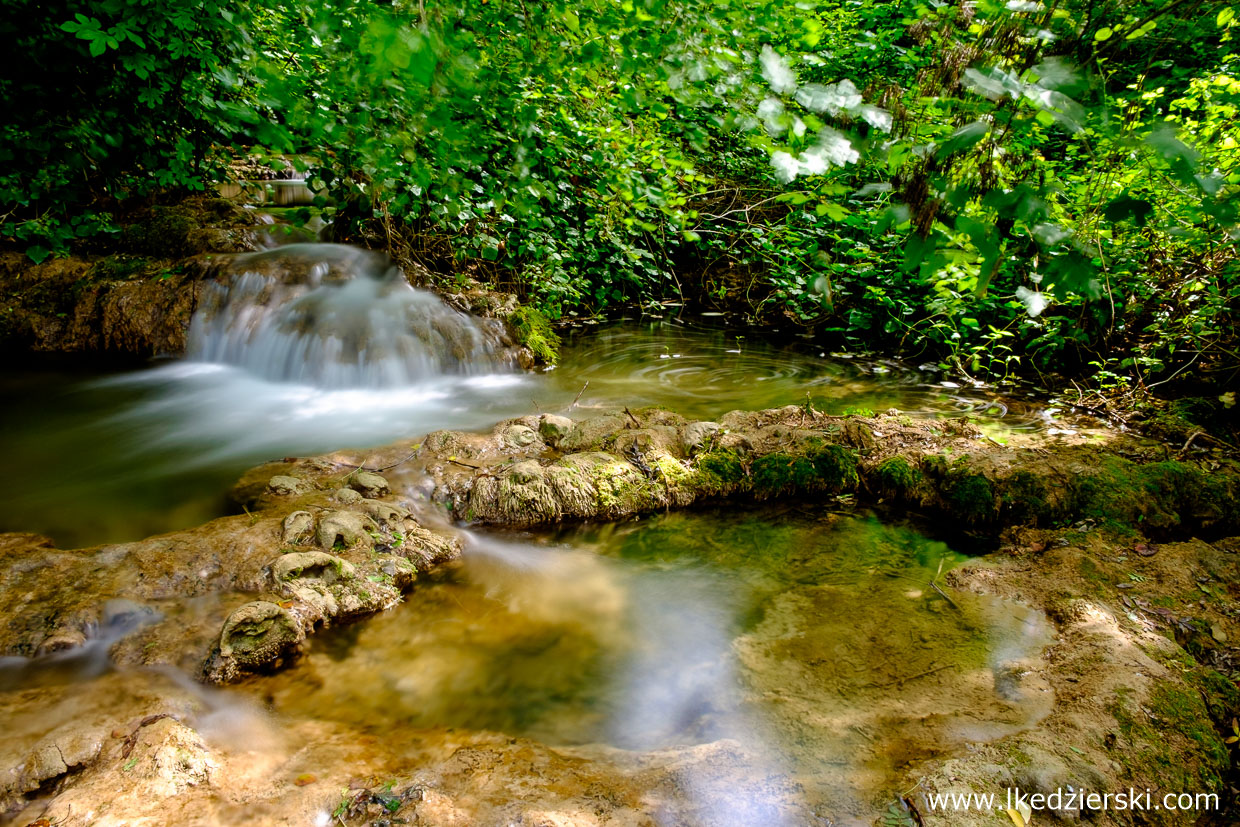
[[447, 458, 481, 470], [571, 381, 590, 409], [930, 558, 962, 611], [871, 663, 953, 689], [930, 579, 960, 610], [623, 407, 641, 427]]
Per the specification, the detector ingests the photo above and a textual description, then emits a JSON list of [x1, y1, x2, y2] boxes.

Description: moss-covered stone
[[122, 206, 199, 257], [750, 445, 858, 496], [509, 305, 560, 364], [945, 472, 996, 524], [696, 449, 748, 491], [873, 456, 922, 497], [999, 471, 1056, 524], [1070, 457, 1235, 533]]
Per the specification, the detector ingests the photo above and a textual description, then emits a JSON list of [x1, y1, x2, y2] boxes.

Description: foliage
[[0, 0, 1236, 391]]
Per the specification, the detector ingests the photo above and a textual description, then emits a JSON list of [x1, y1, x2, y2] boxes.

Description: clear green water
[[0, 322, 1051, 548], [252, 508, 1051, 822]]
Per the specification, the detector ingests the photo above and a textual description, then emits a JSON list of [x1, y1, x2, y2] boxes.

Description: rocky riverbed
[[2, 405, 1238, 825]]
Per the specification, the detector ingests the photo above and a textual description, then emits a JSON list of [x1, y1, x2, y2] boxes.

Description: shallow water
[[249, 509, 1052, 823], [0, 244, 1062, 826], [0, 319, 1069, 548]]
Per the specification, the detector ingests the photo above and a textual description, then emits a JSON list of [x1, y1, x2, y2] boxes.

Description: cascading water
[[89, 244, 530, 470], [188, 244, 509, 388]]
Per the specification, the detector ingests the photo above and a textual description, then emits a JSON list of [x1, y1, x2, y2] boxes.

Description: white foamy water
[[188, 245, 506, 388], [92, 243, 533, 467]]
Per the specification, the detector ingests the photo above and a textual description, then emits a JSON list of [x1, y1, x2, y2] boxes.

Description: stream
[[0, 243, 1063, 825]]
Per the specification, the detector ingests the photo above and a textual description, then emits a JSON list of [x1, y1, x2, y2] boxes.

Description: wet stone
[[334, 487, 363, 504], [503, 424, 540, 449], [538, 414, 575, 447], [360, 499, 412, 527], [349, 471, 390, 498], [208, 600, 304, 682], [317, 510, 377, 550], [267, 475, 312, 496], [281, 510, 315, 545], [272, 551, 355, 585]]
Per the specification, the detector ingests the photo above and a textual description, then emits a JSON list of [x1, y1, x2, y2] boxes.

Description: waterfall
[[92, 242, 528, 469], [187, 243, 509, 388]]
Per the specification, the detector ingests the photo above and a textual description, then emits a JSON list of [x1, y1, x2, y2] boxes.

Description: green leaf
[[1094, 27, 1113, 41], [25, 245, 51, 264], [816, 202, 851, 221], [1219, 8, 1235, 27], [935, 121, 990, 157], [1103, 193, 1153, 226], [89, 37, 106, 57]]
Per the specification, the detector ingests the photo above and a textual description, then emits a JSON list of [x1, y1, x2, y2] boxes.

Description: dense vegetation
[[1, 0, 1237, 393]]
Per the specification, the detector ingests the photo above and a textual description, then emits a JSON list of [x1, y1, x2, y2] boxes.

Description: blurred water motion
[[0, 320, 1058, 548], [253, 510, 1051, 825]]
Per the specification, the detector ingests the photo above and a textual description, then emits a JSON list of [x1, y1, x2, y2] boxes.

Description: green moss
[[697, 449, 748, 490], [1070, 456, 1235, 532], [751, 445, 859, 495], [1148, 685, 1229, 783], [1110, 681, 1231, 791], [510, 305, 560, 364], [945, 472, 995, 524], [874, 456, 922, 496], [652, 453, 692, 487], [122, 205, 198, 256], [87, 255, 152, 281], [590, 460, 651, 513], [999, 471, 1056, 524]]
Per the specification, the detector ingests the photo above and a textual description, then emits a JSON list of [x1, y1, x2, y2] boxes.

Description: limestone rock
[[360, 499, 412, 527], [267, 475, 311, 497], [682, 421, 720, 455], [280, 510, 314, 545], [141, 718, 216, 798], [334, 487, 363, 504], [349, 471, 390, 498], [538, 414, 576, 447], [502, 423, 540, 450], [317, 510, 377, 550], [271, 551, 356, 585], [206, 601, 303, 682]]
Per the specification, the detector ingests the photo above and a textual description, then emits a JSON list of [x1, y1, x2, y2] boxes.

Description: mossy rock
[[943, 471, 996, 524], [122, 206, 200, 257], [509, 305, 560, 364], [873, 456, 922, 497]]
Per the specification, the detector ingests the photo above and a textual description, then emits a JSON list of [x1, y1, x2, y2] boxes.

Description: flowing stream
[[0, 243, 1063, 825], [0, 246, 1096, 548]]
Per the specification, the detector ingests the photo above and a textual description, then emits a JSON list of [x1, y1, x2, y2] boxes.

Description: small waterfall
[[188, 243, 508, 388]]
